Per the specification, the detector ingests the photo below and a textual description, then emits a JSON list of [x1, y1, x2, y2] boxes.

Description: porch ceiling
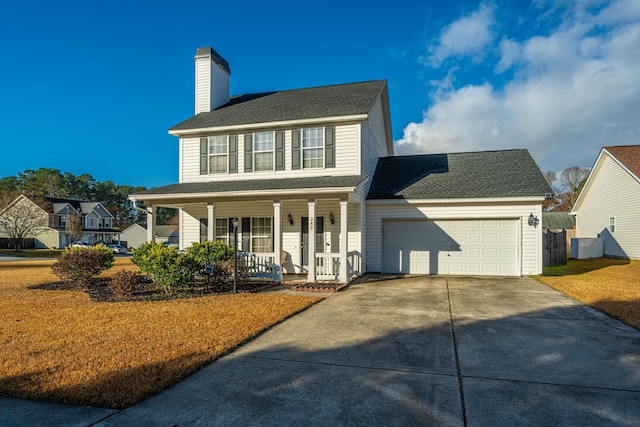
[[129, 175, 368, 204]]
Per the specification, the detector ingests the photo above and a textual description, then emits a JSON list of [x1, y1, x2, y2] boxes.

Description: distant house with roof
[[129, 46, 551, 281], [119, 223, 178, 249], [0, 195, 118, 248], [571, 145, 640, 259]]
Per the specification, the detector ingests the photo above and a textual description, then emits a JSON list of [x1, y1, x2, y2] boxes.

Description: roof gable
[[367, 149, 551, 200], [170, 80, 386, 132], [604, 145, 640, 180], [572, 145, 640, 212]]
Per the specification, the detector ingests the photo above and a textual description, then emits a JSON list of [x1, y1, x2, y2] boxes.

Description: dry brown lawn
[[0, 258, 322, 408], [536, 258, 640, 330]]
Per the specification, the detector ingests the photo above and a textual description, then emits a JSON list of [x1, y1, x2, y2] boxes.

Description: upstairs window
[[254, 131, 274, 171], [209, 135, 228, 174], [302, 127, 324, 168], [609, 217, 615, 233]]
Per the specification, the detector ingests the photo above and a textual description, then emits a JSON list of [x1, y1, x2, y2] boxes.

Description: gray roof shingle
[[169, 80, 386, 131], [131, 175, 368, 199], [367, 149, 551, 200]]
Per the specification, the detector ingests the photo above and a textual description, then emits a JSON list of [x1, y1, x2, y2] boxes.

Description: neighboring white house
[[571, 145, 640, 259], [0, 195, 118, 248], [120, 223, 178, 249], [129, 46, 551, 281]]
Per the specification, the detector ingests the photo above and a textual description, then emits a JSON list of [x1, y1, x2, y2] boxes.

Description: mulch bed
[[29, 277, 278, 303]]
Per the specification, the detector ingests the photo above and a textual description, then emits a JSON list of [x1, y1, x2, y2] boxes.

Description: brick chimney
[[194, 47, 230, 114]]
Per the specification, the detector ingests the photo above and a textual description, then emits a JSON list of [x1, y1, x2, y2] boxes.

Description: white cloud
[[424, 4, 496, 67], [397, 0, 640, 173]]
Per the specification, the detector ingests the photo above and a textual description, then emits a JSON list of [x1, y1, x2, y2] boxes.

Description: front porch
[[144, 197, 358, 283]]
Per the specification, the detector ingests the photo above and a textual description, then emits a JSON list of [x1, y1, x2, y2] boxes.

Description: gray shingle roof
[[367, 149, 552, 200], [131, 175, 368, 198], [169, 80, 386, 131]]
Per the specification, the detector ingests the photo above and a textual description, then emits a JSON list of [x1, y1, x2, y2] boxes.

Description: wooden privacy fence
[[543, 230, 567, 267], [0, 238, 36, 249]]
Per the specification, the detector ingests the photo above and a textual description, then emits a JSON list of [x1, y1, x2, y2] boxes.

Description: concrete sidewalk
[[2, 275, 640, 426]]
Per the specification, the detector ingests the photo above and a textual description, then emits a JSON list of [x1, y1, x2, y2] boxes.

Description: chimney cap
[[195, 46, 231, 74]]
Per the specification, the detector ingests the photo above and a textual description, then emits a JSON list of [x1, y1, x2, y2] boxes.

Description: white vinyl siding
[[366, 203, 543, 275], [180, 124, 360, 183], [195, 54, 230, 114], [574, 153, 640, 259], [360, 94, 390, 196]]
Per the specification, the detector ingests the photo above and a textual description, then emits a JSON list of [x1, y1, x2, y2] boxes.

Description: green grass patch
[[542, 257, 630, 276]]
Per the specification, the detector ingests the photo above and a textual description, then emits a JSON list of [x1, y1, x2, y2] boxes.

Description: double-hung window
[[251, 217, 272, 252], [215, 218, 229, 244], [302, 127, 324, 169], [609, 217, 616, 233], [209, 135, 228, 174], [254, 131, 274, 171]]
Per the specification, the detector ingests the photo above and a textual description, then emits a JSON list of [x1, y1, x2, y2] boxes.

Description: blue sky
[[1, 0, 639, 188]]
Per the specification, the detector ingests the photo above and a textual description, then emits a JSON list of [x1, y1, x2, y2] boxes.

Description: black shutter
[[200, 137, 208, 175], [291, 129, 301, 170], [242, 217, 251, 252], [325, 126, 335, 168], [229, 135, 238, 173], [275, 131, 285, 171], [244, 134, 253, 172]]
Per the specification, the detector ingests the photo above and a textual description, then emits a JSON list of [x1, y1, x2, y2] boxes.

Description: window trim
[[253, 131, 275, 172], [208, 135, 229, 174], [250, 217, 273, 252], [301, 127, 325, 169], [215, 218, 229, 244]]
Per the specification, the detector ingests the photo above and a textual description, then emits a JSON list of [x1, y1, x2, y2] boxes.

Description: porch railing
[[315, 253, 340, 281], [239, 252, 276, 279]]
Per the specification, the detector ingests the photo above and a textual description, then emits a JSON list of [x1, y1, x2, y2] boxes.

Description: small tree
[[0, 193, 49, 251], [559, 166, 590, 209], [65, 210, 83, 243]]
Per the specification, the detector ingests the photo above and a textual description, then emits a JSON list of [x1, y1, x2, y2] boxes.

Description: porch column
[[147, 205, 156, 243], [207, 203, 215, 241], [339, 200, 348, 283], [307, 200, 316, 282], [273, 201, 281, 282]]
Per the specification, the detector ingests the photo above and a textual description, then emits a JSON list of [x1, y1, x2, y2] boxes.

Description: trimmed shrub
[[52, 246, 115, 286], [131, 243, 197, 294], [109, 270, 146, 300], [186, 240, 234, 270]]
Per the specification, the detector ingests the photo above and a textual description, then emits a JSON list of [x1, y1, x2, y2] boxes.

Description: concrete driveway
[[2, 275, 640, 426]]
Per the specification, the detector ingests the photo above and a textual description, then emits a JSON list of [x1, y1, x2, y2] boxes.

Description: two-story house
[[130, 47, 550, 282], [0, 195, 119, 248]]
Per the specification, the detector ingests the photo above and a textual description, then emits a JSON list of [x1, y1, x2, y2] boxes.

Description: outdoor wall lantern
[[329, 211, 335, 225], [528, 213, 540, 228], [287, 213, 293, 225]]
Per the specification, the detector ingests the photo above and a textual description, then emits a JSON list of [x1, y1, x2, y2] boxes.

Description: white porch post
[[339, 200, 348, 283], [307, 199, 316, 282], [147, 205, 156, 243], [207, 203, 215, 241], [273, 201, 281, 282]]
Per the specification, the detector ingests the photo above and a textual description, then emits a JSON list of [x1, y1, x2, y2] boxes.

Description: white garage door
[[383, 219, 519, 276]]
